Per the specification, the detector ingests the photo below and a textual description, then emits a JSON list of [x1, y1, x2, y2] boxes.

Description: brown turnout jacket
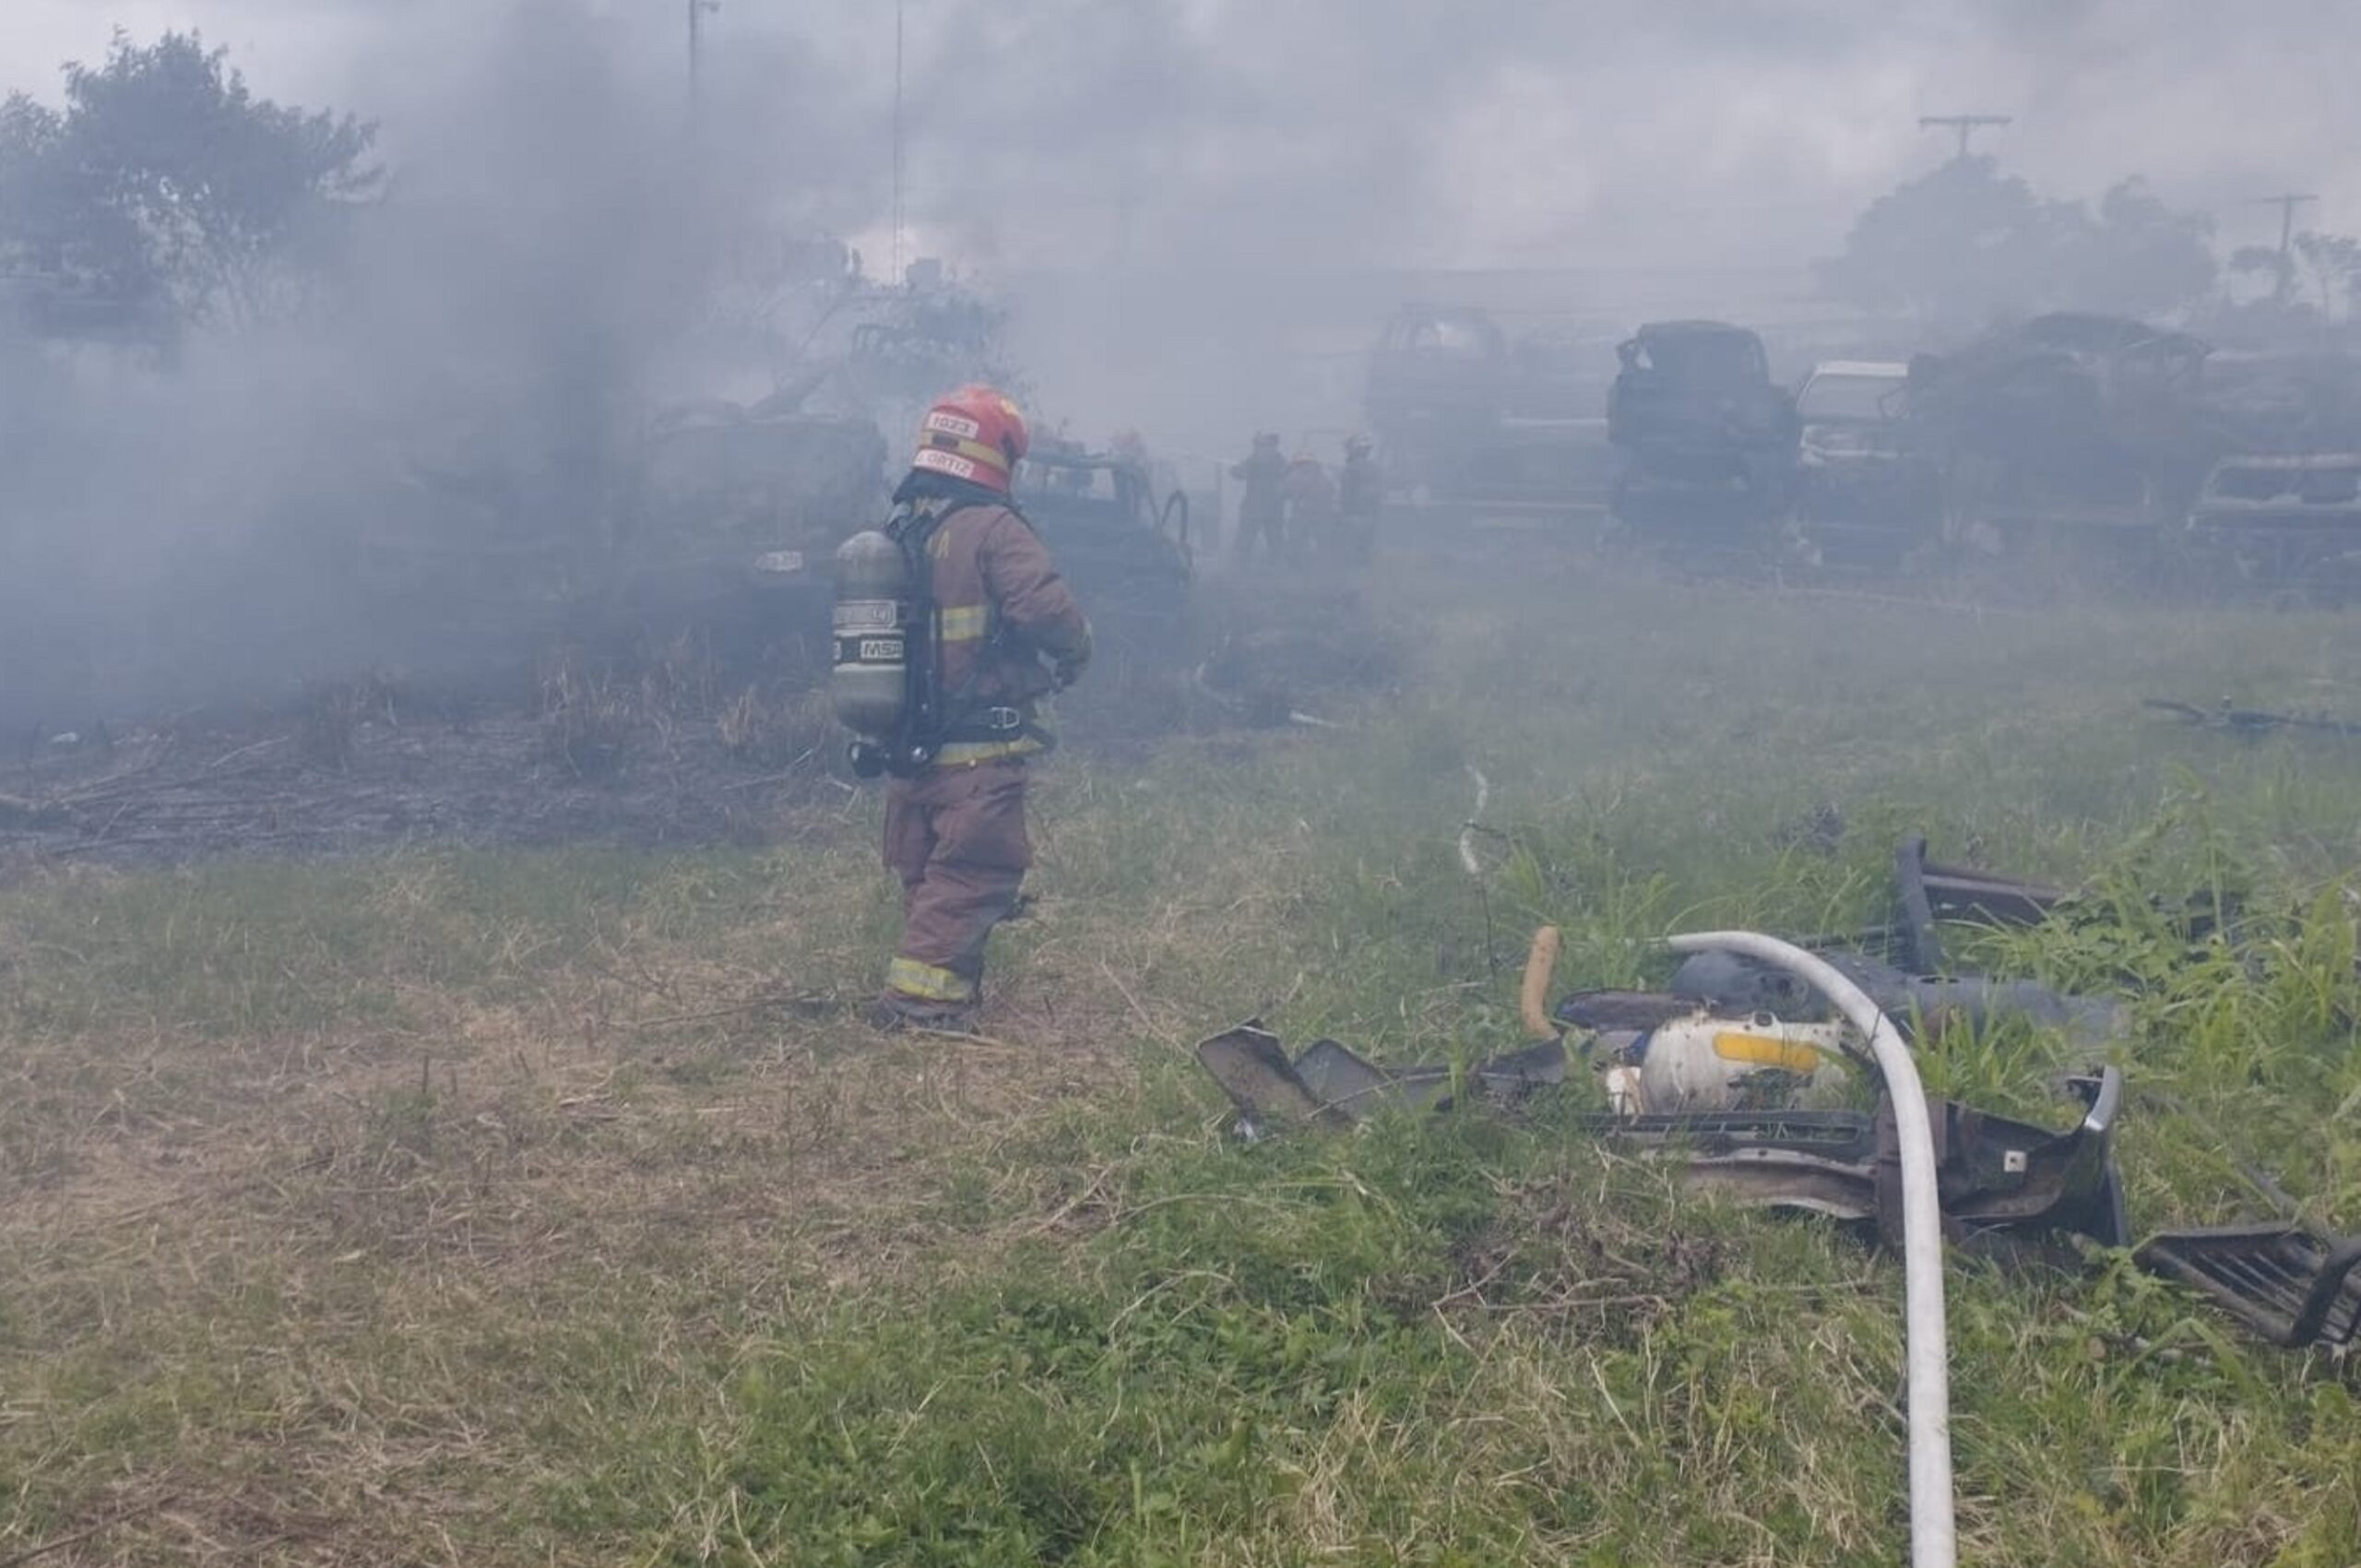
[[910, 495, 1090, 760]]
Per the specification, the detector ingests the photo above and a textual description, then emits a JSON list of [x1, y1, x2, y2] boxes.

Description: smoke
[[876, 0, 2361, 273], [5, 0, 2360, 730], [0, 2, 852, 732], [846, 0, 2361, 457], [11, 0, 2360, 273]]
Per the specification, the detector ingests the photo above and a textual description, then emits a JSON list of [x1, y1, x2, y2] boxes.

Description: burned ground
[[0, 575, 1403, 882], [0, 674, 836, 878]]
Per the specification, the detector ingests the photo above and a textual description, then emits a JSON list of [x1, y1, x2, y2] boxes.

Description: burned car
[[1011, 444, 1194, 671], [1905, 313, 2213, 564], [1361, 306, 1614, 528], [1607, 320, 1800, 551], [2184, 453, 2361, 602], [1791, 359, 1942, 568], [1363, 304, 1513, 497], [595, 402, 888, 670], [2176, 351, 2361, 600]]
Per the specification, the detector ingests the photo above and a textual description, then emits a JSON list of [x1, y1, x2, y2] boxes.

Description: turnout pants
[[1232, 507, 1287, 564], [881, 758, 1032, 1008]]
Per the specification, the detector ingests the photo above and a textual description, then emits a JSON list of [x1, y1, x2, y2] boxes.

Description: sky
[[6, 0, 2358, 278]]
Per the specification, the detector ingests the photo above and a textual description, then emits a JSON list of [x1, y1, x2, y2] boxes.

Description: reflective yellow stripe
[[886, 957, 975, 1003], [939, 604, 991, 643], [943, 434, 1013, 475], [1712, 1031, 1823, 1073], [933, 736, 1044, 766]]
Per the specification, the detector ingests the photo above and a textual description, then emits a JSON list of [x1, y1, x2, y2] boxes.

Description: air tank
[[830, 529, 910, 742]]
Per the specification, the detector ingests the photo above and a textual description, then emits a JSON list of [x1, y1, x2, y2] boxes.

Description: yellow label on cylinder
[[1711, 1032, 1823, 1073]]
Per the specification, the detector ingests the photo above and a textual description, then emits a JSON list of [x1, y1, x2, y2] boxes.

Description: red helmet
[[909, 384, 1030, 494]]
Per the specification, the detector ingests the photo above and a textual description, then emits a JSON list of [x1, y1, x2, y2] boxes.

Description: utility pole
[[1917, 113, 2011, 160], [892, 0, 907, 286], [2248, 193, 2319, 304]]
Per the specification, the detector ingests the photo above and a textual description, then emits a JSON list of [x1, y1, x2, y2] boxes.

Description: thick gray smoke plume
[[873, 0, 2361, 454], [877, 0, 2361, 271], [0, 4, 849, 733], [5, 0, 2360, 730], [16, 1, 2355, 269]]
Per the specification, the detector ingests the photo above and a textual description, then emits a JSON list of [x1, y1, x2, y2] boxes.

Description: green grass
[[4, 554, 2361, 1563]]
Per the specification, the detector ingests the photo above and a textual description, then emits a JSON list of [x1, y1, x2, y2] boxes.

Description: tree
[[1821, 157, 2055, 323], [2222, 231, 2361, 340], [2063, 178, 2218, 319], [0, 31, 380, 335], [2228, 242, 2296, 308], [1821, 157, 2217, 330], [2292, 232, 2361, 318]]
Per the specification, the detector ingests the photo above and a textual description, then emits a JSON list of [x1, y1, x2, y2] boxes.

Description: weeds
[[715, 683, 835, 772], [298, 670, 402, 770], [7, 558, 2361, 1563], [537, 657, 635, 779]]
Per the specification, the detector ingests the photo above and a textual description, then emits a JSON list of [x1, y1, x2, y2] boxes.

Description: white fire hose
[[1667, 931, 1956, 1568]]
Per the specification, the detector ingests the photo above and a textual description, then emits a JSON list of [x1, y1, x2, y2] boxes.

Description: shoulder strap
[[884, 496, 943, 554], [881, 495, 1023, 763]]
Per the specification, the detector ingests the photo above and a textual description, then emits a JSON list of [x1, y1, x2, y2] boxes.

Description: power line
[[1917, 113, 2011, 160]]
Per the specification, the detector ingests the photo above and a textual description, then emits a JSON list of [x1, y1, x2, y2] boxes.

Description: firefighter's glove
[[1050, 623, 1093, 690]]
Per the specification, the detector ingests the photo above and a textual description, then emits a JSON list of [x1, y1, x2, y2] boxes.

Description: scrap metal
[[2135, 1226, 2361, 1352]]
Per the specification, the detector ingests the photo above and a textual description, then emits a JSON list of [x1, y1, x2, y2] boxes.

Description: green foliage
[[2229, 229, 2361, 327], [0, 30, 378, 334], [1821, 156, 2216, 326]]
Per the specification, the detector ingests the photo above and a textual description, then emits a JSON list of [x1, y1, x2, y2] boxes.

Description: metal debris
[[2145, 696, 2361, 740], [1193, 1016, 2129, 1252], [2134, 1226, 2361, 1352]]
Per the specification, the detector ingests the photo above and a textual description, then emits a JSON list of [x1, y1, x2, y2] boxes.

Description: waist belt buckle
[[980, 707, 1024, 733]]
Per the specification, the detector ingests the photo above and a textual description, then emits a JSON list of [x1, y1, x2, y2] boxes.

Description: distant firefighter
[[1229, 432, 1289, 564], [1338, 435, 1381, 559], [1283, 452, 1339, 555]]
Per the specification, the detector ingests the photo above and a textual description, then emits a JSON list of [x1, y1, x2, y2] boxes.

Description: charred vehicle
[[359, 395, 889, 674], [1904, 314, 2213, 567], [1363, 305, 1509, 497], [2185, 453, 2361, 601], [1791, 359, 1942, 568], [2181, 351, 2361, 600], [1607, 320, 1800, 550], [1467, 323, 1617, 519], [1362, 305, 1613, 527], [1011, 444, 1194, 670], [601, 402, 889, 665]]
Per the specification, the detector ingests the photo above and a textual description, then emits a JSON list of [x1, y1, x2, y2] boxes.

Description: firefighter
[[1229, 432, 1288, 564], [1338, 434, 1381, 560], [1283, 450, 1339, 555], [868, 385, 1092, 1031]]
